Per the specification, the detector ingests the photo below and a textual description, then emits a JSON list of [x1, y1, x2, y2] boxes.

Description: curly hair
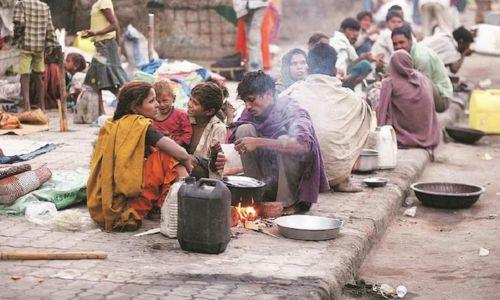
[[66, 53, 87, 73]]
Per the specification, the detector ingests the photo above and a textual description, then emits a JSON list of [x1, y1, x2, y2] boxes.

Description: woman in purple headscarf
[[376, 50, 441, 151]]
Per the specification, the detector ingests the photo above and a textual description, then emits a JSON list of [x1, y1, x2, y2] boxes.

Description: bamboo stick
[[58, 48, 68, 132], [147, 13, 155, 61], [0, 252, 108, 260]]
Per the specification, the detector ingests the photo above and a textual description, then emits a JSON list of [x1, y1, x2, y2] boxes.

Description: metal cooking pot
[[274, 215, 344, 241], [353, 149, 379, 172], [222, 176, 266, 206]]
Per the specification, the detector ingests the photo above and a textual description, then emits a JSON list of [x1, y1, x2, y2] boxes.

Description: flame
[[235, 202, 257, 222]]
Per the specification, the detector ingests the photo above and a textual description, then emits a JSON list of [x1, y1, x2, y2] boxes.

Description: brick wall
[[69, 0, 237, 60]]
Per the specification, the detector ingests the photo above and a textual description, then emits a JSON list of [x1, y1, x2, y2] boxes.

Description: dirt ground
[[343, 48, 500, 299]]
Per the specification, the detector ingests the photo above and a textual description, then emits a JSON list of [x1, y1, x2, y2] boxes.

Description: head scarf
[[376, 50, 441, 149], [280, 48, 308, 88]]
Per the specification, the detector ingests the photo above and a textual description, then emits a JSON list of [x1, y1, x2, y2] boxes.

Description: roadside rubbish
[[134, 228, 161, 237], [404, 207, 417, 217], [489, 214, 498, 219], [51, 210, 91, 231], [25, 202, 57, 226], [0, 252, 108, 260], [482, 153, 493, 161], [478, 79, 492, 89], [11, 275, 21, 280], [479, 248, 490, 257], [345, 280, 407, 299], [396, 285, 408, 298], [403, 197, 416, 207]]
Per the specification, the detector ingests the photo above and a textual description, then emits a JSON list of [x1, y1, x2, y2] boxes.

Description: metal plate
[[274, 215, 344, 241], [222, 176, 265, 188]]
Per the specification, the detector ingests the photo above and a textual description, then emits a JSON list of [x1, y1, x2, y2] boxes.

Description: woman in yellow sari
[[87, 81, 193, 232]]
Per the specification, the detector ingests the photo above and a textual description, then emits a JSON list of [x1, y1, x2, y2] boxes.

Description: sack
[[0, 112, 21, 129], [18, 109, 49, 125], [0, 168, 88, 216], [73, 89, 99, 124], [0, 165, 52, 205]]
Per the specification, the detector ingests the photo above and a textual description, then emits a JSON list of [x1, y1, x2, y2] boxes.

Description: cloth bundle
[[17, 108, 49, 125], [0, 164, 31, 179], [0, 165, 52, 205], [0, 112, 21, 129]]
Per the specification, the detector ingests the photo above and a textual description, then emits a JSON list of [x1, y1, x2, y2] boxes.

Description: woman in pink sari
[[376, 50, 440, 151]]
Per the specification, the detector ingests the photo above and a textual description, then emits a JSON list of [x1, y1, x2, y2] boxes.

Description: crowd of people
[[8, 0, 475, 231]]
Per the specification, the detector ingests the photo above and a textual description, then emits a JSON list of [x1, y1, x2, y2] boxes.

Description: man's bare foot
[[333, 178, 363, 193]]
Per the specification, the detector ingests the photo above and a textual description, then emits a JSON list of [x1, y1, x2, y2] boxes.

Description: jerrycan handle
[[197, 178, 221, 188]]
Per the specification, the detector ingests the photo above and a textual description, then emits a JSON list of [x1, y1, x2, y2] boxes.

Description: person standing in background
[[419, 0, 452, 37], [83, 0, 128, 116], [13, 0, 58, 112], [233, 0, 269, 71]]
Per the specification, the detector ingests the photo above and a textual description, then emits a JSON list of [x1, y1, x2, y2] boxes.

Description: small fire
[[235, 202, 258, 222]]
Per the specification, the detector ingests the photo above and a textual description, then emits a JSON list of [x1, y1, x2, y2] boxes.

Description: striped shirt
[[13, 0, 58, 52]]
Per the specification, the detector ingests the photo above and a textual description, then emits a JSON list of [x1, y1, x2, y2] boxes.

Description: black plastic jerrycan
[[177, 177, 231, 254]]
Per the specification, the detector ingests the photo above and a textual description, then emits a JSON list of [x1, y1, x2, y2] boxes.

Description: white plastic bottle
[[376, 125, 398, 169], [160, 178, 185, 238]]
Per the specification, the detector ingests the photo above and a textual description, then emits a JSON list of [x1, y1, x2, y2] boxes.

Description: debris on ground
[[488, 214, 498, 219], [478, 78, 492, 89], [404, 207, 417, 217], [479, 248, 490, 257], [344, 280, 407, 298], [482, 153, 493, 161], [403, 197, 416, 207], [134, 228, 161, 237], [11, 275, 21, 281]]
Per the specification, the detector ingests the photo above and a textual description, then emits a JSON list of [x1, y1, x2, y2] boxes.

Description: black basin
[[445, 126, 485, 144], [411, 182, 485, 209]]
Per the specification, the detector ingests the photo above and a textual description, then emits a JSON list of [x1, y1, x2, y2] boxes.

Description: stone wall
[[50, 0, 360, 60], [67, 0, 237, 60]]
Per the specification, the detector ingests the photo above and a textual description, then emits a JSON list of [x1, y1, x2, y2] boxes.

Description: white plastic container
[[375, 125, 397, 169], [160, 179, 184, 238]]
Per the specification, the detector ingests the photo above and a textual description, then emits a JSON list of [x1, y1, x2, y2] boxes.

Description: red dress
[[152, 108, 192, 149]]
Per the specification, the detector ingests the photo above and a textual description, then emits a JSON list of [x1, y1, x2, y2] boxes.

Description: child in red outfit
[[152, 80, 192, 150]]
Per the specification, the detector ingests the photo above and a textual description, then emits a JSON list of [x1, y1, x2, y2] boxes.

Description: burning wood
[[235, 202, 257, 222]]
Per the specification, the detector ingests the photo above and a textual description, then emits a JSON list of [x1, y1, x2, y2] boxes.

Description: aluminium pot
[[222, 176, 266, 206], [353, 149, 379, 173]]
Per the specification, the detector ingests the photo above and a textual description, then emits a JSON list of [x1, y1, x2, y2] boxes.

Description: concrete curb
[[306, 93, 467, 299]]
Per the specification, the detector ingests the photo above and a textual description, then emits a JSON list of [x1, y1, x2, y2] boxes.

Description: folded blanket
[[0, 165, 52, 205], [0, 164, 31, 180]]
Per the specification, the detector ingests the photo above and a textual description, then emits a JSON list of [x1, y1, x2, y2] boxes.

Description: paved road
[[344, 135, 500, 300]]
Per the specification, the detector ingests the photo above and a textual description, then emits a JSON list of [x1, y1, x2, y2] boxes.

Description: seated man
[[330, 17, 380, 89], [372, 10, 405, 68], [392, 25, 453, 112], [281, 43, 372, 192], [421, 26, 474, 74], [307, 32, 329, 50], [355, 11, 379, 55], [233, 71, 329, 214]]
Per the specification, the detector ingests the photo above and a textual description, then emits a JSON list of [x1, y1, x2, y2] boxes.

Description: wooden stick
[[147, 13, 155, 61], [0, 252, 108, 260], [58, 47, 68, 132]]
